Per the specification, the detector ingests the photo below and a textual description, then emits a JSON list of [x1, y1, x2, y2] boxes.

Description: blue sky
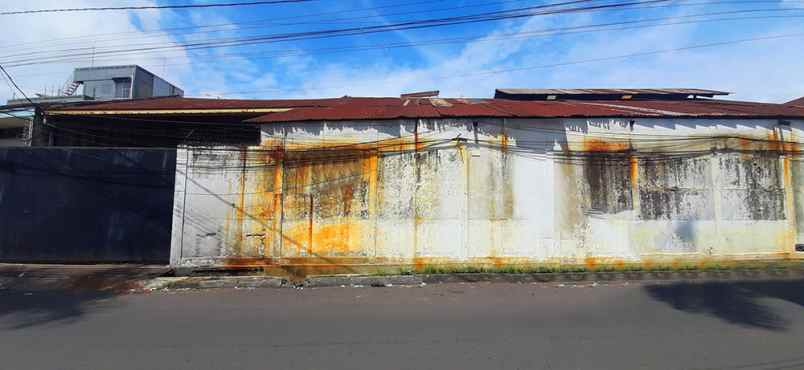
[[2, 0, 804, 102]]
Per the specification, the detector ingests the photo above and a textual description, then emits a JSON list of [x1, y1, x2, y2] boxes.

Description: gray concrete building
[[73, 65, 183, 100], [5, 65, 183, 108]]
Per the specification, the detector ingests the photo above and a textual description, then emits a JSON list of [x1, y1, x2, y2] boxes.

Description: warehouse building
[[27, 89, 804, 273]]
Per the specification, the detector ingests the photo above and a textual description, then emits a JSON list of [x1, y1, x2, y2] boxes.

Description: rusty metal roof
[[49, 96, 339, 111], [786, 97, 804, 107], [45, 95, 804, 122], [247, 97, 804, 122], [495, 88, 729, 100]]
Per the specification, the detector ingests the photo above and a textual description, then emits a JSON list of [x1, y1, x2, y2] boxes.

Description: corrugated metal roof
[[494, 88, 730, 100], [46, 95, 804, 122], [50, 96, 339, 111], [786, 97, 804, 107], [247, 97, 804, 122], [495, 88, 729, 96]]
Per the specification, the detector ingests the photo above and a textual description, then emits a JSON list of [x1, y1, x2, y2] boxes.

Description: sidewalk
[[148, 265, 804, 291], [3, 263, 804, 293], [0, 264, 171, 293]]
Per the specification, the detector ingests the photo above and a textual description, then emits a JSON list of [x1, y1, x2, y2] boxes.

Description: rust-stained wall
[[170, 117, 804, 273]]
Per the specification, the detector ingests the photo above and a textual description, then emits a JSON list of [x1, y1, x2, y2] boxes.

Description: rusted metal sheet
[[785, 97, 804, 107], [48, 96, 337, 112], [48, 96, 804, 122], [494, 88, 730, 100], [170, 117, 804, 276], [496, 88, 729, 96]]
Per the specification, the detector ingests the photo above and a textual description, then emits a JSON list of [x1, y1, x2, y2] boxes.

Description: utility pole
[[30, 106, 51, 147]]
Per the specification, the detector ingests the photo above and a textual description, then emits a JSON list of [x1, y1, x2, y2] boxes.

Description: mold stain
[[782, 156, 797, 251], [583, 154, 633, 214]]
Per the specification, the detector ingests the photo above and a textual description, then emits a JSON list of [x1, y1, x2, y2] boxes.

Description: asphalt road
[[2, 279, 804, 370]]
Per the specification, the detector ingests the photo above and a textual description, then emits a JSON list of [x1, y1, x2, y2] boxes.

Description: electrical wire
[[204, 30, 804, 97], [0, 0, 316, 16], [0, 0, 667, 66], [0, 63, 36, 107], [3, 0, 799, 54], [11, 8, 804, 73], [0, 0, 526, 54], [0, 0, 451, 50]]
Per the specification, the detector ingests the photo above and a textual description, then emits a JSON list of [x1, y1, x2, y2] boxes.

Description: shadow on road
[[0, 266, 164, 330], [644, 279, 804, 331]]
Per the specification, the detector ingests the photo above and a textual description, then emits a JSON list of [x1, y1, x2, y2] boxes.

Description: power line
[[3, 0, 797, 53], [7, 0, 801, 70], [0, 0, 495, 50], [0, 0, 451, 54], [3, 0, 605, 64], [206, 30, 804, 97], [0, 63, 35, 106], [0, 0, 663, 66], [0, 0, 316, 16], [463, 32, 804, 77], [8, 8, 804, 78]]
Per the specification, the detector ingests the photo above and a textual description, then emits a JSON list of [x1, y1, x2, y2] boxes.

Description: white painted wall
[[170, 117, 804, 267]]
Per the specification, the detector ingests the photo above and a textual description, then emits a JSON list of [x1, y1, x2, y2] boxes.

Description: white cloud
[[0, 0, 192, 103], [0, 0, 264, 103], [244, 8, 804, 103], [3, 3, 803, 104]]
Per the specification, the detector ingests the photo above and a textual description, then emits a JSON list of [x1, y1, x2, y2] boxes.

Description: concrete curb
[[144, 276, 287, 291], [420, 268, 804, 284], [142, 268, 804, 291], [304, 275, 422, 288]]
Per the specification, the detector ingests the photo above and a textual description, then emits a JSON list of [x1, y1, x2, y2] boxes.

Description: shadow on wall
[[0, 266, 166, 330], [644, 279, 804, 331]]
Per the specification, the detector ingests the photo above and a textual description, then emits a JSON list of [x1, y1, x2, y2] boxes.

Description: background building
[[72, 65, 183, 100], [0, 116, 29, 147]]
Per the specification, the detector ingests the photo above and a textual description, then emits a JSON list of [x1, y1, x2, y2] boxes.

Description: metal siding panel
[[0, 148, 175, 263]]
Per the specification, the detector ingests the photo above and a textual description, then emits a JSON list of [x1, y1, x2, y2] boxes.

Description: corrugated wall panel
[[0, 148, 175, 263]]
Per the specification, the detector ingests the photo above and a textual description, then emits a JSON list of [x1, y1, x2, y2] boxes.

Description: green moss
[[399, 259, 804, 277]]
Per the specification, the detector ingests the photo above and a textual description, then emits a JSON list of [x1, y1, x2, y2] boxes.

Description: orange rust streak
[[233, 148, 248, 256], [582, 138, 630, 152], [767, 130, 782, 152], [629, 156, 639, 189], [315, 223, 362, 256], [413, 257, 426, 272], [284, 222, 363, 257], [307, 193, 314, 256], [783, 156, 791, 186], [271, 150, 284, 256], [737, 137, 753, 153]]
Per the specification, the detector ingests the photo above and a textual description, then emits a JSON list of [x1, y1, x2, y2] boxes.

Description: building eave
[[45, 108, 293, 116]]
